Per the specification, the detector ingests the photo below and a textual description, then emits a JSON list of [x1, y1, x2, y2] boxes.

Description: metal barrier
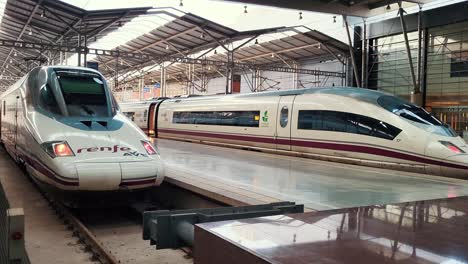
[[0, 183, 28, 264], [143, 202, 304, 249]]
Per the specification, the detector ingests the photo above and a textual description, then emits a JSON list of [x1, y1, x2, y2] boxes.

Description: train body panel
[[120, 87, 468, 179], [0, 66, 164, 192]]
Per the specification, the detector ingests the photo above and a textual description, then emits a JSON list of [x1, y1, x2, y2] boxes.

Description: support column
[[114, 52, 119, 92], [292, 62, 298, 89], [343, 15, 361, 88], [361, 21, 368, 88], [77, 33, 81, 67], [225, 51, 234, 94], [83, 35, 87, 67], [398, 2, 421, 105]]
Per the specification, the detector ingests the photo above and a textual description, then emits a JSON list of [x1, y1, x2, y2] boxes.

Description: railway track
[[36, 189, 192, 264]]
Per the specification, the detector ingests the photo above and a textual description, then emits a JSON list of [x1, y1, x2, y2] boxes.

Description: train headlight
[[42, 141, 75, 158], [440, 141, 465, 154], [141, 140, 158, 155]]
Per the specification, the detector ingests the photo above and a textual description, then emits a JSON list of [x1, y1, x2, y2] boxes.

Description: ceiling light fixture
[[333, 16, 336, 23], [244, 6, 248, 14], [254, 39, 258, 45], [299, 12, 303, 20], [271, 53, 275, 58], [165, 44, 169, 50], [200, 32, 205, 39], [41, 9, 45, 18], [14, 51, 17, 57], [28, 28, 32, 35], [386, 4, 391, 10], [214, 49, 217, 54], [179, 0, 183, 7], [9, 59, 12, 63]]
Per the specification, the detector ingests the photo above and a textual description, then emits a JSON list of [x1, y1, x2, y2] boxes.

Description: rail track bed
[[71, 206, 191, 264]]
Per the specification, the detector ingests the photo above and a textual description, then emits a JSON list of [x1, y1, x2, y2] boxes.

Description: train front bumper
[[74, 161, 164, 191]]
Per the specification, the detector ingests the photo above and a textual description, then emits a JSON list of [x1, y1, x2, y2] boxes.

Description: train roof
[[165, 87, 393, 105]]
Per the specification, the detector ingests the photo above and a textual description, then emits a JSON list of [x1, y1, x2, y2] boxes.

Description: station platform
[[194, 196, 468, 264], [154, 139, 468, 211], [0, 147, 97, 264]]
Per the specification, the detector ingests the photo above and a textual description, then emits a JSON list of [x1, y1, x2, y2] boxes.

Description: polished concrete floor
[[154, 139, 468, 210]]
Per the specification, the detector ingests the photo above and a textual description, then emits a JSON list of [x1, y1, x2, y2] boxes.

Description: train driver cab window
[[55, 71, 110, 117], [39, 85, 61, 115], [280, 106, 288, 128], [298, 110, 401, 140]]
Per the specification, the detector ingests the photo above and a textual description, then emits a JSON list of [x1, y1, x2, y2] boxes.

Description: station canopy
[[92, 11, 287, 79], [223, 0, 437, 17], [0, 1, 349, 90], [115, 27, 349, 86], [0, 0, 151, 86]]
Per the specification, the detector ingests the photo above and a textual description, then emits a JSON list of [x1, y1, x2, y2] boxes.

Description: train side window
[[298, 110, 401, 140], [280, 106, 288, 128], [173, 111, 260, 127]]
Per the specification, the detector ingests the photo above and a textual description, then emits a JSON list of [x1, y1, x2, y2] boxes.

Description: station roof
[[223, 0, 435, 17], [0, 0, 151, 87], [94, 12, 287, 77], [116, 28, 348, 87]]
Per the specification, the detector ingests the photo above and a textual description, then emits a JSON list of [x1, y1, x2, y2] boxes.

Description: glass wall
[[368, 31, 419, 100], [426, 20, 468, 136], [369, 20, 468, 137]]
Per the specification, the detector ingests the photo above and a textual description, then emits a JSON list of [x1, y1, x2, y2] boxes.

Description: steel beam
[[398, 2, 419, 94], [143, 202, 304, 249], [343, 15, 361, 88], [1, 0, 44, 71]]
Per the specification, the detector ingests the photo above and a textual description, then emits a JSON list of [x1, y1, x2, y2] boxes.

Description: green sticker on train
[[262, 111, 268, 122], [261, 110, 269, 127]]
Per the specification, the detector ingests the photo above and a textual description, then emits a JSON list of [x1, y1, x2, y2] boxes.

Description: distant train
[[120, 87, 468, 179], [0, 66, 164, 192]]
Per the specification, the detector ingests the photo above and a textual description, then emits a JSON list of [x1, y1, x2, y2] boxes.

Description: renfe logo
[[77, 145, 131, 153], [76, 145, 149, 157]]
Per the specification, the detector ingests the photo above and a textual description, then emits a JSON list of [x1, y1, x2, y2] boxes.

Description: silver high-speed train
[[0, 66, 164, 192], [121, 87, 468, 179]]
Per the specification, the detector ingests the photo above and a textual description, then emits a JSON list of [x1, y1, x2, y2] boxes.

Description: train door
[[276, 95, 295, 150], [147, 102, 157, 136], [13, 95, 19, 149]]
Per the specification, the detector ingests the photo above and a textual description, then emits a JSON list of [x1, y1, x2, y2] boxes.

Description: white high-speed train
[[121, 87, 468, 179], [0, 66, 164, 192]]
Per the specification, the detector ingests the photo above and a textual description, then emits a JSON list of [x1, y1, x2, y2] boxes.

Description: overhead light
[[41, 9, 45, 18], [9, 59, 12, 63], [244, 5, 248, 14], [254, 39, 258, 45], [14, 51, 17, 57], [333, 16, 336, 23], [271, 53, 275, 58], [165, 44, 169, 50], [208, 66, 211, 70], [214, 49, 217, 54], [28, 28, 32, 35], [386, 4, 391, 10], [179, 0, 183, 7], [200, 32, 205, 39], [299, 11, 303, 20], [6, 65, 8, 69]]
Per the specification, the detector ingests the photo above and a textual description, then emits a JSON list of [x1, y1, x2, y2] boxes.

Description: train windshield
[[54, 70, 110, 117], [377, 95, 457, 137]]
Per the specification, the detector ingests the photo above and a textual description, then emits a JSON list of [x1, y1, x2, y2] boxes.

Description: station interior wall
[[369, 19, 468, 133]]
